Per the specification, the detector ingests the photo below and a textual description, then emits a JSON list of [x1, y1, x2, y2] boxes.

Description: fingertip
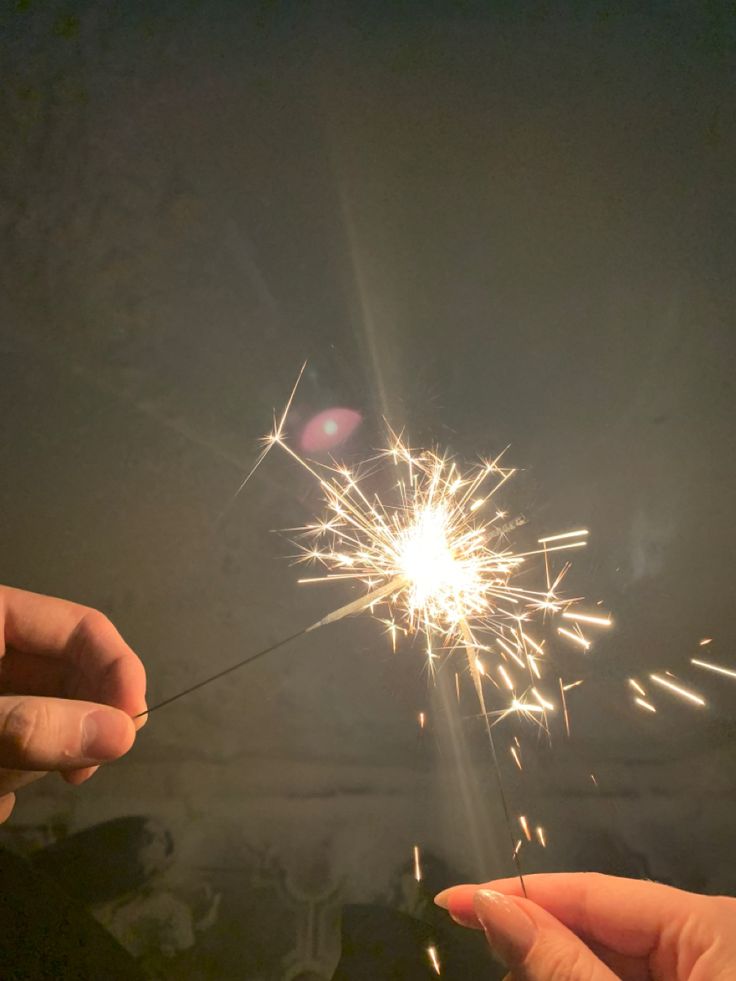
[[435, 885, 484, 928], [434, 889, 453, 909], [82, 707, 136, 762], [473, 890, 538, 966], [435, 884, 477, 908]]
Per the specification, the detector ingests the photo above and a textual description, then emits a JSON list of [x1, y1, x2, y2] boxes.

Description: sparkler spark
[[427, 945, 442, 975], [519, 815, 532, 841], [413, 845, 422, 882], [635, 697, 657, 713], [269, 425, 609, 737], [557, 626, 591, 651], [691, 658, 736, 680], [650, 673, 705, 707]]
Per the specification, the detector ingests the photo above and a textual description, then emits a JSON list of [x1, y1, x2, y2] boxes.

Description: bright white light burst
[[257, 420, 613, 730]]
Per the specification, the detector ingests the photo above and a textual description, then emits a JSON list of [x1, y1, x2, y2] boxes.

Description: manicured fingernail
[[434, 887, 483, 928], [434, 889, 453, 909], [82, 709, 133, 760], [473, 889, 537, 966], [451, 907, 483, 928]]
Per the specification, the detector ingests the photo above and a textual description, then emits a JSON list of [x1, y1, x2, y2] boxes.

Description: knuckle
[[78, 608, 113, 641], [1, 700, 45, 760]]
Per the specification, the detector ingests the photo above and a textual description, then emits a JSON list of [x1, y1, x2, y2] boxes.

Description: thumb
[[473, 889, 617, 981], [0, 695, 135, 772]]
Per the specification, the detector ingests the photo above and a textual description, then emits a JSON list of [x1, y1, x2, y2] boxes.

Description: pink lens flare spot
[[300, 407, 362, 452]]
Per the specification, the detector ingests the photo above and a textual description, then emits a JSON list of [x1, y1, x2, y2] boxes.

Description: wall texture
[[1, 3, 734, 977]]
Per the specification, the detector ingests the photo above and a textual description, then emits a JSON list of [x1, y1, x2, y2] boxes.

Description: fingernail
[[434, 889, 453, 909], [473, 889, 537, 966], [82, 709, 133, 761], [450, 907, 483, 929], [434, 887, 483, 928]]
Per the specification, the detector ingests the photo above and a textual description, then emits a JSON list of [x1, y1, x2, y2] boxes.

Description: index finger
[[0, 585, 147, 719], [439, 873, 696, 957], [1, 585, 87, 655]]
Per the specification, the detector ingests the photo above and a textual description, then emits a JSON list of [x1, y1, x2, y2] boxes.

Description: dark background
[[1, 2, 734, 978]]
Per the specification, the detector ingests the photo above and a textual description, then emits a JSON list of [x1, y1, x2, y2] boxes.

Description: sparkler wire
[[135, 578, 403, 718], [135, 626, 309, 718]]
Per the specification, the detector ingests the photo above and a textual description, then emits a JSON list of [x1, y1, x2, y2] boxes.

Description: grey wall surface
[[1, 3, 735, 978]]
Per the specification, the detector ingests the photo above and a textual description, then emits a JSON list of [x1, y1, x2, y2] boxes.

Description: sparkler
[[139, 371, 614, 893]]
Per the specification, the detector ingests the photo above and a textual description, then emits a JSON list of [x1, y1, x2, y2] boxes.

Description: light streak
[[520, 630, 545, 655], [510, 699, 545, 715], [510, 745, 522, 770], [519, 815, 532, 841], [240, 414, 610, 775], [532, 687, 555, 711], [628, 678, 647, 697], [691, 658, 736, 680], [650, 673, 706, 707], [559, 677, 570, 737], [538, 529, 589, 544], [418, 711, 426, 729], [513, 839, 523, 857], [699, 638, 713, 646], [536, 826, 547, 847], [557, 627, 591, 651], [427, 945, 441, 975], [413, 845, 422, 882], [561, 610, 612, 627], [635, 697, 657, 713]]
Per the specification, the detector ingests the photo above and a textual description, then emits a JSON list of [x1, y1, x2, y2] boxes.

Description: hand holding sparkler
[[435, 873, 736, 979], [0, 585, 147, 822]]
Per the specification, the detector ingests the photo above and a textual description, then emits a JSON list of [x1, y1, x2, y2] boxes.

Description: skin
[[0, 584, 147, 822], [434, 873, 736, 980]]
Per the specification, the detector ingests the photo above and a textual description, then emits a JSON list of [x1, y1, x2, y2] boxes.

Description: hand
[[0, 585, 147, 823], [435, 872, 736, 980]]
